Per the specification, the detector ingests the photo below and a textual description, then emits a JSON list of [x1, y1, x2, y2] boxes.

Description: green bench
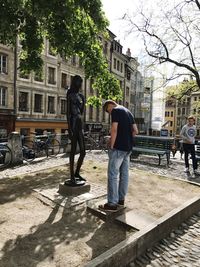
[[195, 141, 200, 162], [131, 135, 174, 165]]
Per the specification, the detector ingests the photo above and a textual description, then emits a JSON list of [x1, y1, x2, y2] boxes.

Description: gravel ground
[[1, 151, 200, 267], [0, 150, 199, 184]]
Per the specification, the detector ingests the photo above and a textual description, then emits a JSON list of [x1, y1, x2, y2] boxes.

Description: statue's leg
[[75, 131, 86, 181], [69, 134, 77, 183]]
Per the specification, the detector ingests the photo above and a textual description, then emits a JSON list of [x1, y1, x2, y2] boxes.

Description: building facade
[[0, 44, 15, 139], [0, 30, 146, 137]]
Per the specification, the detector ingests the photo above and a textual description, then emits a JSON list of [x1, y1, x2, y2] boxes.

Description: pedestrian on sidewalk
[[99, 100, 138, 212], [180, 115, 197, 174]]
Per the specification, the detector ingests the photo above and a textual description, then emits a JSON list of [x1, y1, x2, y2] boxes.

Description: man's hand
[[106, 136, 111, 148]]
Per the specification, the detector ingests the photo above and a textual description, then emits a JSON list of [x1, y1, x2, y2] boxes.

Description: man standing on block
[[99, 100, 138, 211]]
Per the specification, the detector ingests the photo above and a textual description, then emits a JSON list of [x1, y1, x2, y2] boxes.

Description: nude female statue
[[65, 75, 86, 185]]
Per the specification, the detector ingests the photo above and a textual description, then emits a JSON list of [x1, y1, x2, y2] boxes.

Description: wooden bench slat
[[131, 135, 174, 165], [132, 147, 166, 155]]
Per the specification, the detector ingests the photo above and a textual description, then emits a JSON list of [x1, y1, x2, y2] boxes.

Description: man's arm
[[180, 126, 188, 142], [132, 123, 138, 136], [110, 122, 118, 149]]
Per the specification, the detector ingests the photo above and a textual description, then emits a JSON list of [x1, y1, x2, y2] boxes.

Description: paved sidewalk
[[129, 212, 200, 267]]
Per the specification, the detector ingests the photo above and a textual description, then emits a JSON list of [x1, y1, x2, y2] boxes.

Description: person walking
[[99, 100, 138, 211], [180, 115, 197, 174]]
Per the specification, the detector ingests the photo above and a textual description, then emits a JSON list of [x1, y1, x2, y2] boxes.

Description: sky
[[101, 0, 145, 58]]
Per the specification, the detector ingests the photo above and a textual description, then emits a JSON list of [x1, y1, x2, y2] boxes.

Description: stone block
[[116, 210, 157, 230], [58, 182, 91, 196], [87, 199, 126, 221], [8, 132, 23, 165]]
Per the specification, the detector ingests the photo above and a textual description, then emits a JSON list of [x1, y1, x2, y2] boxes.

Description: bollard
[[8, 132, 23, 165]]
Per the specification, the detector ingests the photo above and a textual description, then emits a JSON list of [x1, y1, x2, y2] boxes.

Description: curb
[[85, 195, 200, 267]]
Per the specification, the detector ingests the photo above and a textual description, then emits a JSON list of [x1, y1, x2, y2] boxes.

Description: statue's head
[[70, 75, 83, 93]]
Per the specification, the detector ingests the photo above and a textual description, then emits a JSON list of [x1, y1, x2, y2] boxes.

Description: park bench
[[131, 135, 174, 165], [195, 141, 200, 162]]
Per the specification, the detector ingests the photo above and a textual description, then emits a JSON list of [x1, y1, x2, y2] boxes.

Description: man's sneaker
[[184, 167, 189, 173], [98, 203, 118, 212], [118, 200, 125, 206]]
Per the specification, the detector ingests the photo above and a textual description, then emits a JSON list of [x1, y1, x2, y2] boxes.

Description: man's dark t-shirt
[[111, 105, 135, 152]]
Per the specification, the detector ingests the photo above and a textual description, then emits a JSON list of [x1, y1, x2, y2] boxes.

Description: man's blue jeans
[[107, 149, 131, 205]]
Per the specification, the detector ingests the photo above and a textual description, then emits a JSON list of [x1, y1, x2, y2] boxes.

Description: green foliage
[[87, 72, 122, 106], [0, 0, 122, 103], [167, 79, 198, 99]]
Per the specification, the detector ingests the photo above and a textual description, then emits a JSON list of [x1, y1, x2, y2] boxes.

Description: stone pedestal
[[8, 132, 23, 165], [58, 182, 91, 196]]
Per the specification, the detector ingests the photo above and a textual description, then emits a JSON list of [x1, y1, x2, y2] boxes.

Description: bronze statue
[[65, 75, 86, 186]]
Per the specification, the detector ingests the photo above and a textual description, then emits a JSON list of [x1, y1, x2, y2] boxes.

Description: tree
[[124, 0, 200, 98], [0, 0, 122, 104]]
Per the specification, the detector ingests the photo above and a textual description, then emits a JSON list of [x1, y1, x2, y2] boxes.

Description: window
[[104, 42, 108, 55], [96, 106, 100, 122], [89, 105, 93, 120], [61, 73, 68, 88], [194, 96, 197, 101], [126, 87, 130, 97], [178, 108, 181, 115], [19, 69, 29, 79], [79, 58, 83, 68], [34, 70, 44, 82], [90, 79, 94, 94], [61, 99, 67, 114], [34, 94, 43, 113], [0, 54, 8, 74], [182, 108, 185, 115], [170, 121, 173, 127], [48, 42, 56, 56], [71, 55, 76, 65], [19, 92, 28, 111], [130, 94, 134, 104], [117, 60, 120, 71], [48, 67, 56, 84], [171, 111, 173, 117], [0, 87, 6, 106], [121, 63, 123, 73], [193, 108, 196, 114], [114, 58, 116, 69], [102, 106, 105, 122], [47, 96, 55, 114], [127, 70, 131, 80]]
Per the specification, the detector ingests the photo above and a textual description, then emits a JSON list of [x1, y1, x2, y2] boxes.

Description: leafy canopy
[[0, 0, 121, 104]]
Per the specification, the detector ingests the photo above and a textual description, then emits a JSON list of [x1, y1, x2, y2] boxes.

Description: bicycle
[[0, 142, 12, 169], [22, 132, 60, 160], [84, 131, 109, 153]]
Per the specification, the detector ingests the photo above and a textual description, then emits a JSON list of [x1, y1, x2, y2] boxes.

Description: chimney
[[126, 48, 131, 57]]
